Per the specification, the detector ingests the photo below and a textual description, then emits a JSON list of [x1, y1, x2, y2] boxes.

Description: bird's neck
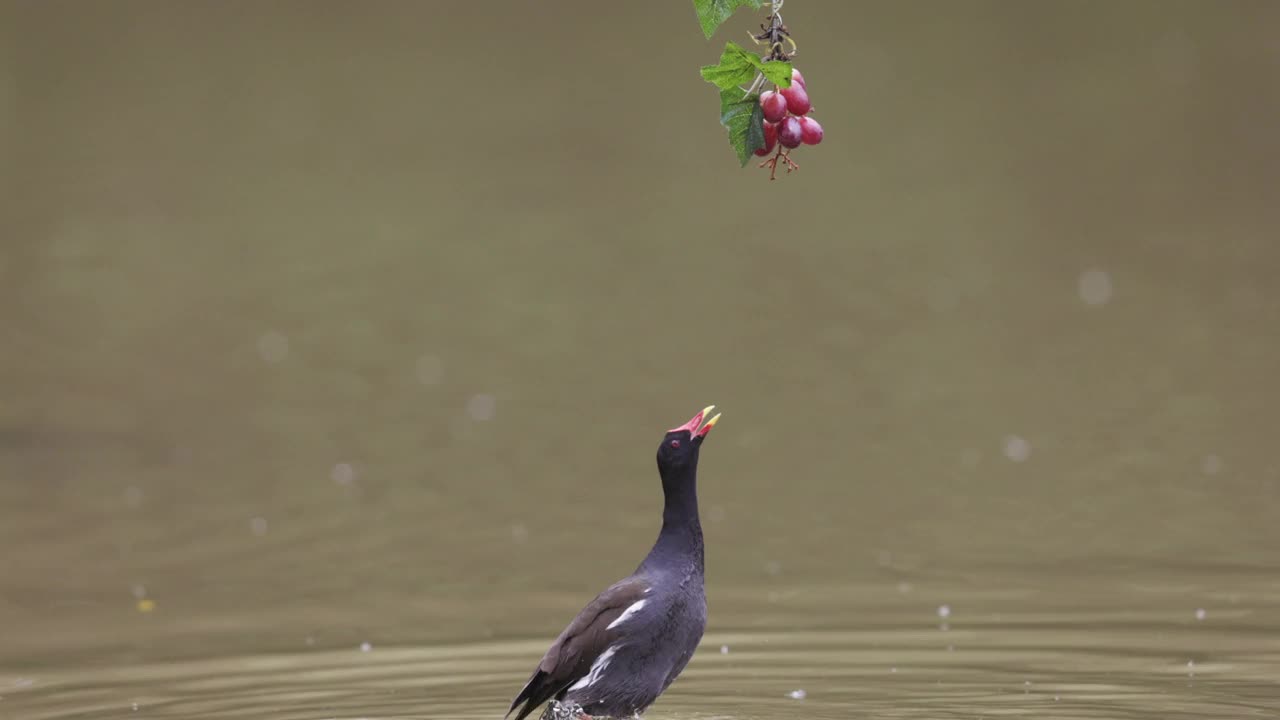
[[640, 467, 704, 577]]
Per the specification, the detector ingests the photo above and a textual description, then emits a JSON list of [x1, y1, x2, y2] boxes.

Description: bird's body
[[506, 406, 721, 720]]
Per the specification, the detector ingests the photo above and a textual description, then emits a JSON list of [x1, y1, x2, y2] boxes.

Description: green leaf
[[759, 58, 792, 87], [700, 42, 792, 91], [700, 42, 760, 90], [719, 87, 766, 167], [692, 0, 764, 39], [744, 102, 766, 160], [703, 42, 792, 167]]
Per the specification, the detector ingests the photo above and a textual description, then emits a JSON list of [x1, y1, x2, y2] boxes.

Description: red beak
[[667, 405, 722, 439]]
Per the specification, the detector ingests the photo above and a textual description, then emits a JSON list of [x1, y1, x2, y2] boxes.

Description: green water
[[3, 1, 1279, 718]]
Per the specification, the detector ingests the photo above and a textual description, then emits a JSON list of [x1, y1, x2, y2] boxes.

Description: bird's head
[[656, 405, 721, 474]]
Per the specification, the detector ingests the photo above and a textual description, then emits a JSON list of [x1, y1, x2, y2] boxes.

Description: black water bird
[[505, 405, 722, 720]]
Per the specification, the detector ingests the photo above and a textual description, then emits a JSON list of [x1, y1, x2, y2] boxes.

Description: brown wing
[[505, 577, 649, 720]]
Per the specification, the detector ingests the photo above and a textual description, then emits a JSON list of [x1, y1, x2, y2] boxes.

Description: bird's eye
[[670, 439, 680, 448]]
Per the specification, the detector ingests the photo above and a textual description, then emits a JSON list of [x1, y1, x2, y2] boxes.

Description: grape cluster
[[754, 68, 822, 178]]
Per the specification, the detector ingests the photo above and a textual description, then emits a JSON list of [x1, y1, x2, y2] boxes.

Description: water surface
[[3, 1, 1279, 718]]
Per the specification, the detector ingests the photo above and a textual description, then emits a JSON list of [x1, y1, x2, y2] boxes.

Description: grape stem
[[757, 146, 799, 181], [744, 0, 794, 99], [754, 2, 795, 62]]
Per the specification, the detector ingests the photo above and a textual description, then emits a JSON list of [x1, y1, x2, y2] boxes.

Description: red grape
[[778, 116, 803, 148], [799, 116, 823, 145], [754, 121, 779, 156], [791, 67, 807, 89], [759, 91, 788, 124], [780, 83, 811, 116]]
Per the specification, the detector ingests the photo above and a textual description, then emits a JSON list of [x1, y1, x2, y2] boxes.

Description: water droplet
[[720, 645, 730, 654], [1002, 435, 1031, 462], [331, 463, 355, 485], [1201, 454, 1223, 475], [511, 524, 529, 544], [132, 703, 139, 711], [467, 393, 496, 421], [249, 517, 268, 536], [787, 689, 807, 700], [764, 560, 782, 576], [937, 604, 952, 618], [897, 582, 913, 594], [123, 485, 144, 508], [257, 331, 289, 364], [304, 635, 316, 646], [416, 354, 444, 385], [1186, 659, 1195, 676], [360, 642, 372, 653], [131, 584, 147, 599], [1194, 608, 1206, 621], [1078, 269, 1113, 306], [890, 667, 897, 673]]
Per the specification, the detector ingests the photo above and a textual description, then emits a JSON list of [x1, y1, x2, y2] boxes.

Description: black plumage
[[505, 405, 721, 720]]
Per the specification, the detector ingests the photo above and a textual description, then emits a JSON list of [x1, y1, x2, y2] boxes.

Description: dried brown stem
[[757, 146, 800, 180]]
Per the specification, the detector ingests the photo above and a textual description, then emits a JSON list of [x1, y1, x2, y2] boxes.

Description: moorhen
[[505, 405, 722, 720]]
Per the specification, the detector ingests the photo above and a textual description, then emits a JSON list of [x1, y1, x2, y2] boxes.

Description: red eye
[[670, 440, 680, 448]]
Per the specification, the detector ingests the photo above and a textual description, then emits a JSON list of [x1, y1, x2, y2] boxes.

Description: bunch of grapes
[[754, 67, 822, 179]]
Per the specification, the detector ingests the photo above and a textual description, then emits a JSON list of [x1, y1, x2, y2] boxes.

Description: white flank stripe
[[606, 600, 648, 630], [567, 645, 618, 692]]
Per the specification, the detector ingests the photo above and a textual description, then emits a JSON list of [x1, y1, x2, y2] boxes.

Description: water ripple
[[5, 621, 1277, 720]]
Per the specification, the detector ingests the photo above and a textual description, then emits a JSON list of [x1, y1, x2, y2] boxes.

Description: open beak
[[668, 405, 722, 439]]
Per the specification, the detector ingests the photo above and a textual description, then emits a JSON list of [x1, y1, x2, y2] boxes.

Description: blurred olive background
[[2, 1, 1279, 718]]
